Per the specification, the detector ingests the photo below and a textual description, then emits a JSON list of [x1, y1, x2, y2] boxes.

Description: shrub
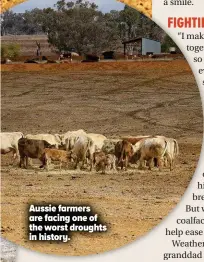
[[1, 44, 20, 59]]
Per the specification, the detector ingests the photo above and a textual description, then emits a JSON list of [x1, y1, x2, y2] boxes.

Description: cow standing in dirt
[[93, 151, 107, 174], [43, 149, 71, 171], [163, 137, 179, 170], [134, 136, 172, 171], [18, 138, 54, 169], [87, 133, 107, 151], [61, 130, 87, 150], [68, 135, 95, 171], [93, 152, 117, 174], [115, 140, 134, 170], [1, 132, 24, 162]]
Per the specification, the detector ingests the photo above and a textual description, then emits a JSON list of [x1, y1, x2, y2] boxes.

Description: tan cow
[[44, 148, 71, 171]]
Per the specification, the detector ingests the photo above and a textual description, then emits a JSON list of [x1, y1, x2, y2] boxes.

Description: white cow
[[133, 136, 172, 171], [153, 136, 179, 169], [61, 130, 87, 151], [69, 135, 95, 171], [25, 134, 62, 148], [87, 133, 107, 151], [1, 132, 24, 160], [164, 138, 179, 169]]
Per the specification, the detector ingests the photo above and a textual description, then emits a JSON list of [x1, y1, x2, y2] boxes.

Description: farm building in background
[[123, 37, 161, 56]]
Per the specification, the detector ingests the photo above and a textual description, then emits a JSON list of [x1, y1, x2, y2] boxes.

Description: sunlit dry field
[[1, 60, 203, 255]]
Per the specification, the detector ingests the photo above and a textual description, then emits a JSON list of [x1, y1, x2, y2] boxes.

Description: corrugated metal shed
[[123, 37, 161, 56]]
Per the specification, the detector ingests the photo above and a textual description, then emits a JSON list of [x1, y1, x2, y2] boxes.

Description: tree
[[38, 0, 121, 54], [119, 6, 140, 40], [1, 9, 44, 35], [161, 34, 179, 52]]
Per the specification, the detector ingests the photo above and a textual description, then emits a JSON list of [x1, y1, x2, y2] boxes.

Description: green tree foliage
[[1, 10, 44, 35], [161, 34, 179, 52], [36, 0, 123, 54]]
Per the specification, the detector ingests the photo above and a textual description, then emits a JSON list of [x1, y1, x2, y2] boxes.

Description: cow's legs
[[158, 157, 163, 171], [19, 156, 24, 168], [172, 158, 175, 169], [11, 148, 18, 165], [25, 156, 29, 169], [59, 160, 62, 171], [166, 153, 173, 171], [101, 162, 106, 174], [66, 160, 69, 170], [138, 156, 145, 170], [89, 155, 93, 172], [163, 156, 168, 167], [39, 155, 46, 169], [148, 158, 154, 170], [112, 160, 117, 171], [45, 158, 51, 171], [13, 151, 17, 160], [74, 159, 79, 170], [124, 156, 129, 170]]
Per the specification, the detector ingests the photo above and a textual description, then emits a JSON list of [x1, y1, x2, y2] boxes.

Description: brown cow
[[18, 138, 54, 169], [93, 152, 117, 174], [93, 151, 107, 174], [115, 140, 134, 170], [44, 149, 71, 171]]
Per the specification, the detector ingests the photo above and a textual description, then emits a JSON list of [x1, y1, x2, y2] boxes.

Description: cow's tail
[[162, 140, 168, 157], [173, 139, 179, 156], [65, 138, 70, 151]]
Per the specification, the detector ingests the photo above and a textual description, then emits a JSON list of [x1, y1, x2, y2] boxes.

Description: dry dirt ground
[[1, 60, 203, 256]]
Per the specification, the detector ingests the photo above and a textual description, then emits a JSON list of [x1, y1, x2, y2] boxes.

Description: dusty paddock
[[1, 60, 203, 256]]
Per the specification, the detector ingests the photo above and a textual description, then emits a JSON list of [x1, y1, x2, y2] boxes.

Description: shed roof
[[122, 37, 160, 44]]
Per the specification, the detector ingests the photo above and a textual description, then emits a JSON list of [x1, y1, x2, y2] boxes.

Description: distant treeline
[[1, 0, 177, 54]]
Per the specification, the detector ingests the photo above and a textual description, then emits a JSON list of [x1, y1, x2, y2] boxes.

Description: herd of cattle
[[1, 130, 179, 173]]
